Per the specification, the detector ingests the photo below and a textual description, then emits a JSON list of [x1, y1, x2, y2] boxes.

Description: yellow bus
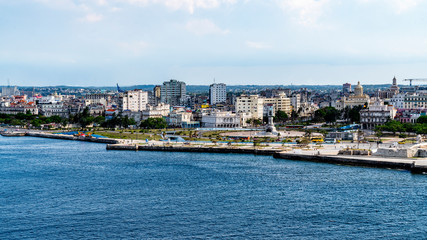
[[311, 137, 324, 143]]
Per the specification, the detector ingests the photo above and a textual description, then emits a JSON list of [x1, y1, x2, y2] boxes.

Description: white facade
[[389, 93, 405, 109], [38, 102, 69, 117], [120, 90, 148, 112], [209, 83, 226, 105], [360, 99, 396, 130], [85, 93, 112, 106], [168, 109, 193, 127], [235, 94, 291, 120], [142, 103, 170, 120], [291, 94, 301, 111], [403, 94, 427, 109], [201, 110, 240, 128], [235, 95, 264, 119]]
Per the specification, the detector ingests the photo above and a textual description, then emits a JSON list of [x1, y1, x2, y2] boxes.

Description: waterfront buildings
[[167, 107, 198, 128], [160, 79, 186, 106], [360, 98, 396, 130], [235, 95, 265, 119], [201, 110, 240, 128], [142, 103, 170, 120], [235, 93, 291, 120], [209, 83, 226, 105], [119, 90, 148, 112]]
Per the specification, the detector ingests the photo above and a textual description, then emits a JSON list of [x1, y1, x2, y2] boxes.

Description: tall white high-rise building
[[120, 89, 148, 112], [209, 83, 226, 105], [160, 79, 186, 106]]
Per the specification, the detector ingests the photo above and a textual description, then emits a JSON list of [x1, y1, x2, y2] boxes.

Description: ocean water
[[1, 136, 427, 239]]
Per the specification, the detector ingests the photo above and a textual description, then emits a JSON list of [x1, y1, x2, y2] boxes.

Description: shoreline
[[4, 131, 427, 174]]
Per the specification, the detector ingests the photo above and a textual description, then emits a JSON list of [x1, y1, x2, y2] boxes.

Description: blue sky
[[1, 0, 427, 86]]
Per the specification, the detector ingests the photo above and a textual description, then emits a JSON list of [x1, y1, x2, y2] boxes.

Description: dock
[[106, 143, 427, 174]]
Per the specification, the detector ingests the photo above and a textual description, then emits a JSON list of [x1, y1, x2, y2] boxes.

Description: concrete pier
[[106, 143, 427, 174], [107, 144, 279, 155], [26, 132, 120, 144], [273, 152, 427, 174]]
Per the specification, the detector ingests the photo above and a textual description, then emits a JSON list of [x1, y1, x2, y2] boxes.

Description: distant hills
[[12, 84, 407, 93]]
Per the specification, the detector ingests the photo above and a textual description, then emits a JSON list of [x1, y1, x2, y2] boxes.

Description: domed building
[[336, 81, 370, 110]]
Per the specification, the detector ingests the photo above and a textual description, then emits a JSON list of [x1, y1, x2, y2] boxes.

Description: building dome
[[354, 81, 363, 96]]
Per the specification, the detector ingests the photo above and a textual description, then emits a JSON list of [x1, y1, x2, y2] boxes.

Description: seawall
[[273, 152, 427, 174], [107, 144, 279, 155], [26, 132, 120, 144]]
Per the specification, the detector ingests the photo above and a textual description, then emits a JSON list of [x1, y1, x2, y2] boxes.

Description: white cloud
[[277, 0, 331, 26], [186, 19, 229, 35], [81, 13, 104, 22], [246, 41, 271, 49]]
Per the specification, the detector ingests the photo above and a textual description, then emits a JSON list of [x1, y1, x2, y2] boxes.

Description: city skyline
[[2, 0, 427, 86]]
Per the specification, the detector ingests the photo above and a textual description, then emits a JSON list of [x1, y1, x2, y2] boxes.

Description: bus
[[311, 137, 324, 143]]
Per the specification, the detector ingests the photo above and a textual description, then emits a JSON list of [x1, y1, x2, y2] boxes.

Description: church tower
[[390, 76, 399, 94]]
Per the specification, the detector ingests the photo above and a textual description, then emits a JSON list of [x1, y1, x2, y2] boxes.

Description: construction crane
[[403, 78, 427, 86]]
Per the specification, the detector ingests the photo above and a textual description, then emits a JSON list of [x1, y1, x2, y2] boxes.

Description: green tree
[[417, 115, 427, 124], [274, 110, 289, 124], [140, 117, 167, 129], [31, 119, 43, 128], [94, 116, 105, 125], [349, 105, 363, 123], [291, 110, 299, 123], [324, 107, 339, 123]]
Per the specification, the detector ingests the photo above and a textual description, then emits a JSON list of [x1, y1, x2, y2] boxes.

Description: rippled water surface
[[1, 136, 427, 239]]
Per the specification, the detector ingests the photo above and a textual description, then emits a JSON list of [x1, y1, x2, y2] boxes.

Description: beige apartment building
[[235, 93, 291, 120]]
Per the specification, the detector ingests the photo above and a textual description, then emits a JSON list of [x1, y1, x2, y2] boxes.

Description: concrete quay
[[106, 142, 427, 174], [26, 132, 120, 144], [273, 152, 427, 174], [107, 143, 280, 155]]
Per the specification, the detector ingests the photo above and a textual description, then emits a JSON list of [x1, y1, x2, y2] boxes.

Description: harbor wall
[[273, 152, 427, 174], [107, 144, 279, 155], [26, 132, 119, 144]]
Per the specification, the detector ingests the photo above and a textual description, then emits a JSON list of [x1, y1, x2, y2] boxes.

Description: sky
[[1, 0, 427, 86]]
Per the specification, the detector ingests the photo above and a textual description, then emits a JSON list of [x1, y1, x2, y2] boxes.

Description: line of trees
[[0, 112, 65, 128], [313, 105, 365, 124], [375, 117, 427, 135]]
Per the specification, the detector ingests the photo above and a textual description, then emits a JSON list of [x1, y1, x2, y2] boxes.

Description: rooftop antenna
[[214, 78, 216, 83]]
